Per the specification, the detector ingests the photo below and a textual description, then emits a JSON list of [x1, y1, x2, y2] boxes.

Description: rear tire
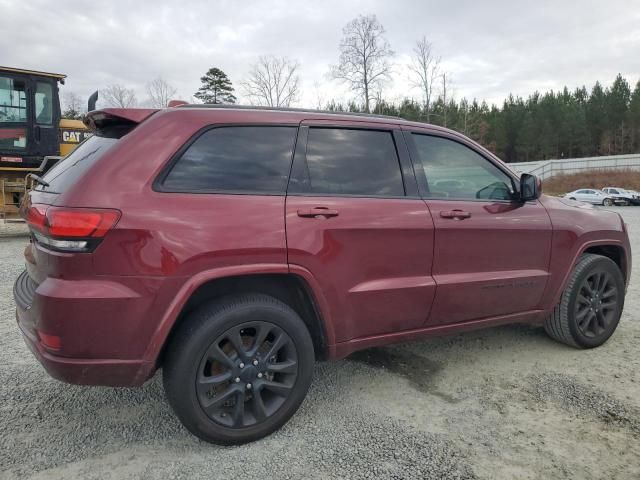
[[544, 254, 625, 348], [163, 294, 315, 444], [569, 197, 576, 200], [603, 198, 613, 206]]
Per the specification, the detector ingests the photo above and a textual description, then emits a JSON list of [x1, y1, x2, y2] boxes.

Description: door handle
[[440, 209, 471, 219], [297, 207, 339, 218]]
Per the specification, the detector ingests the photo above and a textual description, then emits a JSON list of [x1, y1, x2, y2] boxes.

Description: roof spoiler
[[83, 108, 159, 132]]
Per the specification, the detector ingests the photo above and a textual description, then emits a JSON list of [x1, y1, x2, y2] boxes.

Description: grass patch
[[542, 169, 640, 196]]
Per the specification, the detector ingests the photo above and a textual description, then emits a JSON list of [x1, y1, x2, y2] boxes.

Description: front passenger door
[[405, 130, 553, 326], [581, 190, 595, 202], [574, 190, 589, 202]]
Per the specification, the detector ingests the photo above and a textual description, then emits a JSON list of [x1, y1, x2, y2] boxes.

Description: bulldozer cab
[[0, 67, 68, 222], [0, 66, 63, 169]]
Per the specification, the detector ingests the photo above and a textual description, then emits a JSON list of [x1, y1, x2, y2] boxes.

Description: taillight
[[26, 204, 48, 233], [47, 209, 120, 238], [26, 205, 120, 252], [37, 331, 62, 351]]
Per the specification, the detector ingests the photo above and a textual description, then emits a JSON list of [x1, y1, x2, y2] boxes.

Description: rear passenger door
[[285, 122, 436, 343]]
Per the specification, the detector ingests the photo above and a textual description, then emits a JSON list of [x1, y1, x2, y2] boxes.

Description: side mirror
[[519, 173, 541, 201]]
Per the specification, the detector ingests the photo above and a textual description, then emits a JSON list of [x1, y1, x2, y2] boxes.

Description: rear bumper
[[16, 313, 148, 386], [13, 270, 155, 386]]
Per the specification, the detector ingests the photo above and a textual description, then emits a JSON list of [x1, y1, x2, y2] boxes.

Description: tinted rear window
[[161, 126, 297, 193], [291, 128, 404, 196], [38, 134, 118, 193]]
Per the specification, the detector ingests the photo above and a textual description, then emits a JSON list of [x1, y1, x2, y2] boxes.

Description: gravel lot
[[1, 207, 639, 480]]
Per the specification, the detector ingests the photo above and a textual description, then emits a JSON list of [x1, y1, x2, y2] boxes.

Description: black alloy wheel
[[163, 294, 315, 444], [544, 254, 625, 348], [196, 321, 298, 428], [574, 269, 619, 338]]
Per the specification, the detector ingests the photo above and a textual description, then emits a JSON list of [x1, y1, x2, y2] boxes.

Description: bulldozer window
[[35, 82, 53, 125], [0, 76, 27, 123]]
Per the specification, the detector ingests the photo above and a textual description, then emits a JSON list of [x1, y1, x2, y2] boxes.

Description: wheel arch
[[145, 268, 333, 378], [582, 244, 628, 283], [548, 240, 630, 311]]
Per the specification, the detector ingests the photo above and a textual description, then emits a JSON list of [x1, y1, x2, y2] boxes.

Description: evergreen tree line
[[325, 74, 640, 163]]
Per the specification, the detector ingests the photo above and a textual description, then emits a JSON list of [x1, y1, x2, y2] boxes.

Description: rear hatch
[[21, 108, 157, 285]]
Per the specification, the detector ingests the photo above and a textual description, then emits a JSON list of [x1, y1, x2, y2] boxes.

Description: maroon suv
[[14, 106, 631, 444]]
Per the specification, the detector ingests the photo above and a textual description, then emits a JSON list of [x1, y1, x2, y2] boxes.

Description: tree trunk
[[442, 73, 447, 127]]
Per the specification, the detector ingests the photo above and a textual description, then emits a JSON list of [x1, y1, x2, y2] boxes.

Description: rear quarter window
[[38, 134, 117, 193], [160, 126, 298, 193]]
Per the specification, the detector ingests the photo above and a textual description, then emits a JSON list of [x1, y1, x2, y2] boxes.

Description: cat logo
[[61, 130, 91, 144]]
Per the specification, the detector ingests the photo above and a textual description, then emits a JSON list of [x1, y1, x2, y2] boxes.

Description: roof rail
[[178, 103, 401, 120]]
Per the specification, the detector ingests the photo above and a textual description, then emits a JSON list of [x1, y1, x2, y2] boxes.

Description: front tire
[[163, 294, 315, 444], [603, 198, 614, 206], [544, 254, 625, 348]]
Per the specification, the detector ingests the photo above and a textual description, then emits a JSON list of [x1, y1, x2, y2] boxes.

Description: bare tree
[[331, 14, 394, 113], [441, 72, 451, 127], [61, 91, 84, 119], [460, 97, 469, 134], [408, 36, 440, 121], [146, 77, 177, 108], [312, 81, 325, 110], [241, 56, 301, 107], [101, 84, 137, 108]]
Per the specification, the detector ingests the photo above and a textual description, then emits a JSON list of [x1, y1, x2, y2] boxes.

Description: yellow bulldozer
[[0, 66, 96, 222]]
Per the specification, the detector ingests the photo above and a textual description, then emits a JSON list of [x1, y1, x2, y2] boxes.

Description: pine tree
[[606, 74, 631, 153], [586, 82, 608, 154], [194, 68, 237, 104], [61, 106, 82, 120], [629, 81, 640, 152], [321, 74, 639, 161], [398, 98, 422, 122]]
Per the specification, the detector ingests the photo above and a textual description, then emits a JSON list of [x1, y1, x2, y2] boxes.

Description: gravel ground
[[0, 222, 28, 238], [1, 207, 639, 480]]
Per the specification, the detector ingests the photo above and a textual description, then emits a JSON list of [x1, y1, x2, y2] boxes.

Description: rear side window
[[38, 134, 116, 193], [292, 128, 404, 196], [161, 126, 297, 193]]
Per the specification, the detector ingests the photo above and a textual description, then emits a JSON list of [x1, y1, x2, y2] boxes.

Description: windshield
[[37, 135, 118, 193], [0, 76, 28, 150]]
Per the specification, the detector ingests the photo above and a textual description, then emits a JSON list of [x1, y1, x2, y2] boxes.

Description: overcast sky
[[2, 0, 639, 110]]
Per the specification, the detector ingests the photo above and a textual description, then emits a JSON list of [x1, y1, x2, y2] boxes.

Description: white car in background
[[564, 189, 616, 206], [627, 190, 640, 205], [602, 187, 640, 206]]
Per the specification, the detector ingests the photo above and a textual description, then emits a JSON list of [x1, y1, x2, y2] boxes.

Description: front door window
[[35, 82, 53, 125], [411, 133, 516, 201]]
